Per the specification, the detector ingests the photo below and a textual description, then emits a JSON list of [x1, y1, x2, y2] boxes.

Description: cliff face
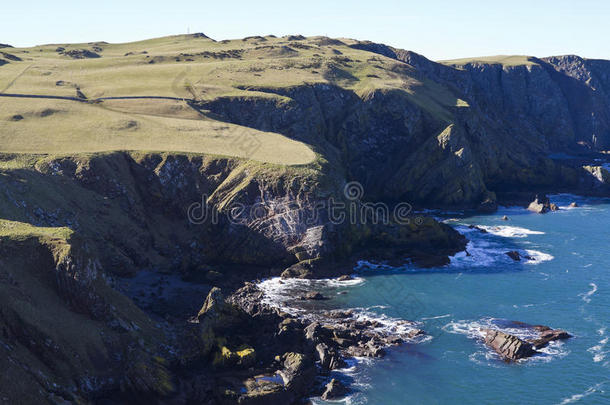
[[197, 47, 610, 209], [0, 152, 464, 277]]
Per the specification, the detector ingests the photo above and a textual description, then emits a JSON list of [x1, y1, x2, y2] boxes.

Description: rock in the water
[[468, 224, 487, 233], [502, 215, 509, 221], [321, 378, 349, 400], [407, 329, 425, 339], [336, 275, 352, 281], [550, 203, 559, 211], [569, 202, 579, 208], [527, 194, 551, 214], [301, 291, 326, 300], [505, 251, 521, 261], [482, 329, 536, 361], [529, 329, 572, 349]]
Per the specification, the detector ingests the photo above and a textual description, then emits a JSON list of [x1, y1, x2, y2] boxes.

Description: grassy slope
[[0, 218, 165, 404], [0, 34, 472, 162]]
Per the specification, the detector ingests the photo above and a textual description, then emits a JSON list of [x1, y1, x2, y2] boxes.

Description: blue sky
[[2, 0, 608, 60]]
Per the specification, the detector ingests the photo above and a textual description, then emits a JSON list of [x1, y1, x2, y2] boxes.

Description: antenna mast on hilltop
[[187, 27, 190, 35]]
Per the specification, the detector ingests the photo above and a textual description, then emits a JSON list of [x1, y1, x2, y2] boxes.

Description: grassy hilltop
[[0, 33, 471, 162]]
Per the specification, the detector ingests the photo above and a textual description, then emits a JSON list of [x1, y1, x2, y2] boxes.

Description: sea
[[258, 194, 610, 404]]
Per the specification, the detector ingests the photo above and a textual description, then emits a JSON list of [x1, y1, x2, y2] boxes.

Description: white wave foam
[[347, 307, 430, 343], [257, 276, 366, 315], [478, 225, 544, 238], [449, 240, 506, 268], [558, 381, 608, 404], [579, 283, 598, 303], [421, 314, 451, 321], [448, 243, 553, 268], [448, 226, 554, 268], [588, 332, 609, 363], [523, 250, 555, 264]]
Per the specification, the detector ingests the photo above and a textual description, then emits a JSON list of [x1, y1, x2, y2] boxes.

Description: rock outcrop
[[527, 194, 552, 213], [481, 322, 572, 361], [482, 329, 536, 361]]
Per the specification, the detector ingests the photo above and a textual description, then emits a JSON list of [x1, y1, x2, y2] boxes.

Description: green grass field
[[0, 33, 476, 162]]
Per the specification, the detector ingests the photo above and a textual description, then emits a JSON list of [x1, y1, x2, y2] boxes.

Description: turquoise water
[[270, 194, 610, 404]]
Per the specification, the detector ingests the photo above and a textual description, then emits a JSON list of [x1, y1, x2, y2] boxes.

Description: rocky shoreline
[[182, 279, 430, 403], [187, 267, 575, 403]]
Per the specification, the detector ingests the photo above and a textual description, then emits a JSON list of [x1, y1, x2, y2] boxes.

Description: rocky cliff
[[2, 33, 610, 404]]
